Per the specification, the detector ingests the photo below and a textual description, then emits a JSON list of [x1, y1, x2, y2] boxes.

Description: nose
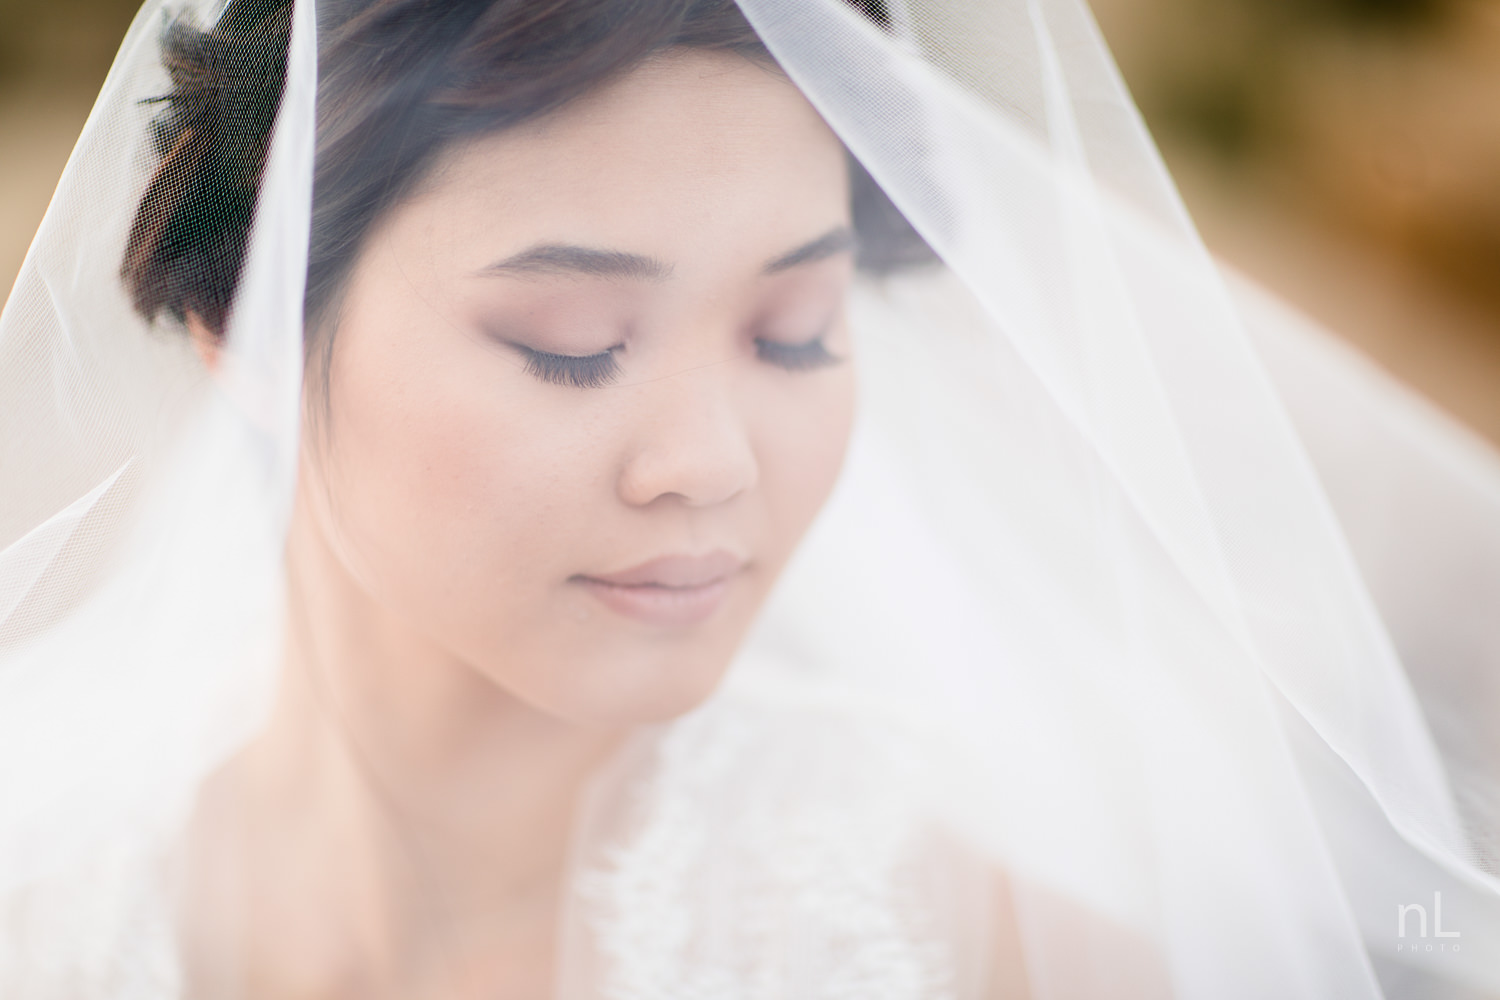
[[617, 371, 759, 509]]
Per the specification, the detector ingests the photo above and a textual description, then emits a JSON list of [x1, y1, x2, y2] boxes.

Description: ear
[[184, 312, 222, 370]]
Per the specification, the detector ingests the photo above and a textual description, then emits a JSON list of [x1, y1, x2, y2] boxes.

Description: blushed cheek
[[766, 375, 857, 560], [312, 344, 505, 616]]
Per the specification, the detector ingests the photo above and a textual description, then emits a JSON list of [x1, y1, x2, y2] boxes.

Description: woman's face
[[301, 50, 856, 726]]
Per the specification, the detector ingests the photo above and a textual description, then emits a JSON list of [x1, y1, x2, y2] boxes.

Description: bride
[[2, 0, 1498, 997]]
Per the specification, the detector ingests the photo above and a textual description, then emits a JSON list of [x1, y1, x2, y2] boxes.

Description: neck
[[217, 490, 625, 993]]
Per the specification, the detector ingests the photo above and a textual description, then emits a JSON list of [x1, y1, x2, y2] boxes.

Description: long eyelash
[[755, 336, 840, 372], [521, 347, 622, 388]]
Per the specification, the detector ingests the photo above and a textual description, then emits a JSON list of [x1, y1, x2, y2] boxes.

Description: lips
[[573, 551, 745, 627]]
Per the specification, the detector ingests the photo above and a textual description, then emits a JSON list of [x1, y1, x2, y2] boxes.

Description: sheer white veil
[[2, 0, 1498, 996]]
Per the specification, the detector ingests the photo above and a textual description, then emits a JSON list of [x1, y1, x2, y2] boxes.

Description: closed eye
[[754, 336, 841, 372], [519, 345, 623, 388]]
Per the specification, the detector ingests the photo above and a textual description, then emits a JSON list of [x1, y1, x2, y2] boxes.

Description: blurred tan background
[[3, 0, 1499, 443], [1095, 0, 1500, 443]]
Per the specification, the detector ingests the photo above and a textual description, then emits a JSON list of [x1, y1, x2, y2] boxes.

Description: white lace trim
[[0, 841, 180, 999], [571, 687, 973, 1000]]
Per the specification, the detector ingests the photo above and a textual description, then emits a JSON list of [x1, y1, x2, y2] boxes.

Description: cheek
[[755, 367, 857, 562], [311, 319, 610, 625]]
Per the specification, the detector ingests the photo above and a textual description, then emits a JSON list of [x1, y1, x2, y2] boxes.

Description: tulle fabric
[[1, 0, 1498, 997], [730, 1, 1500, 995], [0, 0, 312, 990]]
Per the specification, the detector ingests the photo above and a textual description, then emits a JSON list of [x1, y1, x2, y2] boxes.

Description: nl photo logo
[[1397, 892, 1461, 953]]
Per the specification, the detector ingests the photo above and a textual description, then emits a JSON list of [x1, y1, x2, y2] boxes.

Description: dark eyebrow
[[762, 226, 856, 274], [479, 244, 673, 282]]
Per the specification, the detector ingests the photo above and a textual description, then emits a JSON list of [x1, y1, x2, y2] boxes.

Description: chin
[[500, 643, 740, 729]]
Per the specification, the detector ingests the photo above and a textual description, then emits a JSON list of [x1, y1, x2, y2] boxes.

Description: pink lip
[[574, 551, 745, 627]]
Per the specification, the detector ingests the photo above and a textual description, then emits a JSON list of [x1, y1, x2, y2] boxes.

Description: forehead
[[394, 50, 850, 274]]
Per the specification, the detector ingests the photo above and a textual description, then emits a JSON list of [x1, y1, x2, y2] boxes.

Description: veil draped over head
[[3, 0, 1500, 996]]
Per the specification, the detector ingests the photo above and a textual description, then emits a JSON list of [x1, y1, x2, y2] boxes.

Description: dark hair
[[123, 0, 931, 351]]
